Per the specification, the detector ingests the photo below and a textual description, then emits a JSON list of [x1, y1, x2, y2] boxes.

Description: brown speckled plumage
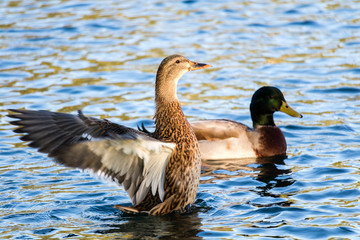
[[124, 101, 201, 215], [152, 102, 200, 214], [8, 55, 211, 216]]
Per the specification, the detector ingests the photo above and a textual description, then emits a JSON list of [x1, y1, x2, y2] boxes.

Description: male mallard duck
[[8, 55, 211, 216], [191, 86, 302, 160]]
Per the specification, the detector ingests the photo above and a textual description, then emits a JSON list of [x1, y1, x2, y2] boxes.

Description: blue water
[[1, 0, 360, 239]]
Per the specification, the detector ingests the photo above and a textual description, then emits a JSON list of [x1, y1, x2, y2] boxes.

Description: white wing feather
[[84, 135, 175, 205]]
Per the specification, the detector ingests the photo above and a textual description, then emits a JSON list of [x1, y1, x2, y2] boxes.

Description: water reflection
[[255, 161, 294, 197], [97, 211, 203, 239], [201, 156, 295, 207]]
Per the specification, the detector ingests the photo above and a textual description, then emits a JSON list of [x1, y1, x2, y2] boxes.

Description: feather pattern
[[8, 109, 175, 205], [8, 55, 211, 215]]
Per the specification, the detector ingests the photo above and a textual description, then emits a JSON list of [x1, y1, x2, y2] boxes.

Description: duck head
[[250, 86, 302, 128], [155, 55, 211, 103]]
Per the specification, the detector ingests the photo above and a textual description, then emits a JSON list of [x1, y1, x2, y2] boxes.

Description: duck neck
[[251, 111, 275, 128], [155, 71, 181, 104], [154, 73, 191, 141]]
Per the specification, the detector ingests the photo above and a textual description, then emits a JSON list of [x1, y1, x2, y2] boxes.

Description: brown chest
[[253, 126, 287, 158]]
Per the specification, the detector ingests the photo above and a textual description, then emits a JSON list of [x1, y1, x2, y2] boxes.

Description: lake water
[[1, 0, 360, 239]]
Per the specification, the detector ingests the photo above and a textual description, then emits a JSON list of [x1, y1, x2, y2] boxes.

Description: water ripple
[[1, 0, 360, 239]]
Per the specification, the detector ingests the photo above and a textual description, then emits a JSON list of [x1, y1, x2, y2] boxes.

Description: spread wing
[[8, 109, 176, 205]]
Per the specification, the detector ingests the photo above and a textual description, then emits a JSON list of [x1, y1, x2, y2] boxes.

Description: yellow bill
[[280, 101, 303, 118]]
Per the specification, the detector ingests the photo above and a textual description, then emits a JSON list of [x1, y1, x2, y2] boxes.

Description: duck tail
[[137, 122, 151, 135], [114, 205, 141, 214]]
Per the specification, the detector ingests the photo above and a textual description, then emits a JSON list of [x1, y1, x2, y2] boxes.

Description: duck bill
[[280, 101, 303, 118], [189, 61, 212, 71]]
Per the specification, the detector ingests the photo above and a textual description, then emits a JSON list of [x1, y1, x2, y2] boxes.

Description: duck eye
[[176, 60, 180, 64]]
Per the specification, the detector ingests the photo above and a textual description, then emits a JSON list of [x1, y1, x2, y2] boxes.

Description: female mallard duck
[[8, 54, 211, 216], [191, 86, 302, 160]]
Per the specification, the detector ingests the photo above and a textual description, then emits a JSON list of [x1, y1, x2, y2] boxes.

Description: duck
[[8, 54, 211, 216], [191, 86, 302, 160]]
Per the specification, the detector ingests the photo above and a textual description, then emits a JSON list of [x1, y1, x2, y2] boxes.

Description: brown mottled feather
[[120, 102, 200, 215], [8, 55, 210, 216]]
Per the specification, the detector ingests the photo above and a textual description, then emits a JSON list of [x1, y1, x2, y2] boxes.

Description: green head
[[250, 86, 302, 128]]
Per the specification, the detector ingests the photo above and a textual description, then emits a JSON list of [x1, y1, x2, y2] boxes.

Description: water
[[1, 0, 360, 239]]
